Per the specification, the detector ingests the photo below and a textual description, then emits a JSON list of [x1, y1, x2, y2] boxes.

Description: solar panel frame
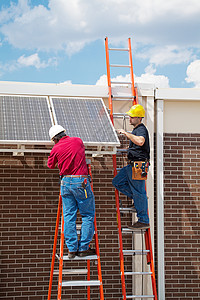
[[0, 95, 54, 145], [50, 96, 120, 147]]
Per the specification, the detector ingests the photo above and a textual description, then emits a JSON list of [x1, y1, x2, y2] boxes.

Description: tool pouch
[[131, 161, 149, 180]]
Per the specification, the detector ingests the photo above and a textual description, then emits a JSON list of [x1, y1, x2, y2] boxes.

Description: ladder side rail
[[128, 38, 136, 105], [87, 259, 91, 300], [94, 214, 104, 299], [144, 186, 157, 300], [134, 87, 138, 105], [105, 37, 114, 124], [57, 209, 65, 300], [144, 211, 151, 265], [144, 229, 158, 300], [48, 193, 62, 300], [87, 163, 104, 300]]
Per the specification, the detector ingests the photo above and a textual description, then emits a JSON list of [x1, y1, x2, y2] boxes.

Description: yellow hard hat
[[126, 104, 145, 118]]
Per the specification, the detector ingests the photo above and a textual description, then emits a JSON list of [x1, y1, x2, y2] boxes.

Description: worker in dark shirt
[[47, 125, 96, 258], [112, 104, 150, 230]]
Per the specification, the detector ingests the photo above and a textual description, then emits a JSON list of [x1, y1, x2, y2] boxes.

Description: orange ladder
[[48, 159, 104, 300], [105, 36, 157, 299]]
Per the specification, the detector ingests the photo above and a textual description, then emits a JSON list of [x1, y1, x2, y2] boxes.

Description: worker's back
[[47, 135, 88, 176]]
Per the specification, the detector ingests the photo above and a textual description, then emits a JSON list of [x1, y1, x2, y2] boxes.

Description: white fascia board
[[0, 80, 156, 99], [0, 81, 109, 98], [155, 88, 200, 101], [111, 83, 155, 98], [135, 83, 155, 97]]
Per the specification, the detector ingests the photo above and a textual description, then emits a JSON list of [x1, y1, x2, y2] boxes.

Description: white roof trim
[[0, 81, 109, 98], [155, 88, 200, 101], [0, 80, 155, 98]]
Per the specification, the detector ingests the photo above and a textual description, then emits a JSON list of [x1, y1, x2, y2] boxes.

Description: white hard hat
[[49, 125, 65, 140]]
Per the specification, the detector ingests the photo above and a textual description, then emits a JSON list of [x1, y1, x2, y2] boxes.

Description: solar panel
[[0, 95, 53, 143], [50, 97, 120, 146]]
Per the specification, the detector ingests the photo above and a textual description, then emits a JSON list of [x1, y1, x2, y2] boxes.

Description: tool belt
[[129, 160, 150, 180]]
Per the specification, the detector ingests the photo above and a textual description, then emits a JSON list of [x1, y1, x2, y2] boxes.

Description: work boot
[[68, 251, 77, 259], [78, 248, 96, 257], [128, 221, 149, 230]]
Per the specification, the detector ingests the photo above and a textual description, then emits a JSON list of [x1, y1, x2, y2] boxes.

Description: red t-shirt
[[47, 136, 88, 176]]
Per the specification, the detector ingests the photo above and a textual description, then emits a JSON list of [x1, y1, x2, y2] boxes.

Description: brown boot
[[78, 248, 96, 257], [128, 221, 150, 230], [68, 251, 77, 259]]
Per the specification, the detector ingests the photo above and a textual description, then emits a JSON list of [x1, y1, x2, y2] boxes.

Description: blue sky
[[0, 0, 200, 88]]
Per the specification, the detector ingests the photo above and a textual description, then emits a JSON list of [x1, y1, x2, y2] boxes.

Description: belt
[[61, 175, 88, 178], [129, 159, 150, 165]]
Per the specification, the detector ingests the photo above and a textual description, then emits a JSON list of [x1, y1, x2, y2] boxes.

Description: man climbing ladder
[[47, 124, 96, 258], [112, 104, 150, 229], [47, 125, 104, 300]]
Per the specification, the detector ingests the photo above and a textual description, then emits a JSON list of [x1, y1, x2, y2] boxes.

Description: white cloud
[[0, 0, 200, 55], [185, 60, 200, 87], [137, 46, 195, 67], [0, 0, 29, 23], [0, 53, 57, 75], [96, 66, 169, 88], [17, 53, 57, 69], [17, 53, 46, 69], [135, 68, 169, 88], [0, 0, 200, 85], [95, 75, 107, 86], [59, 80, 73, 85]]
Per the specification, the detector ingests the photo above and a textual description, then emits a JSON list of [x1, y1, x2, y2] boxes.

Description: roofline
[[0, 80, 156, 98], [155, 88, 200, 101], [0, 80, 109, 98]]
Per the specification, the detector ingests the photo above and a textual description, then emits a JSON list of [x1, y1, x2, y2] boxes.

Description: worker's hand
[[117, 129, 127, 135]]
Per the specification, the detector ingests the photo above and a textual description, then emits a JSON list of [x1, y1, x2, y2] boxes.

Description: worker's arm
[[47, 149, 58, 169], [117, 129, 145, 146]]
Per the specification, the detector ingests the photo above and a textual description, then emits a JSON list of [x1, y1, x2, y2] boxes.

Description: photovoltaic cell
[[0, 95, 53, 142], [51, 97, 120, 145]]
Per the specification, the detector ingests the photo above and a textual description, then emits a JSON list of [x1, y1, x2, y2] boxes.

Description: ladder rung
[[110, 64, 131, 68], [108, 48, 129, 51], [53, 269, 88, 275], [112, 98, 134, 101], [123, 250, 150, 255], [124, 271, 152, 275], [117, 148, 128, 153], [62, 255, 98, 261], [126, 295, 155, 299], [62, 280, 101, 287], [111, 81, 132, 85], [122, 228, 147, 234], [113, 114, 129, 119], [119, 207, 136, 213], [112, 95, 134, 99], [113, 112, 127, 115]]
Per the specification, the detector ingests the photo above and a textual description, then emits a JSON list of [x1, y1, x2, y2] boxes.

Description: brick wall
[[0, 151, 134, 299], [164, 133, 200, 300]]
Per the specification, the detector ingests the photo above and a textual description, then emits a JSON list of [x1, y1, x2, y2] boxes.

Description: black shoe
[[68, 251, 77, 259], [128, 221, 150, 230], [78, 248, 96, 257]]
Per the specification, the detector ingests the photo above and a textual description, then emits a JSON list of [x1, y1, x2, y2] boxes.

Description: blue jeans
[[112, 164, 149, 224], [60, 177, 95, 252]]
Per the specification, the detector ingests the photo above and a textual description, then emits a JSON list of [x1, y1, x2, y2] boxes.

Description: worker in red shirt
[[47, 125, 96, 259]]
